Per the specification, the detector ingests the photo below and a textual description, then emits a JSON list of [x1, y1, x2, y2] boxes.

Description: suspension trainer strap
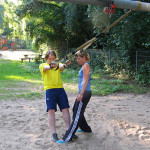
[[102, 10, 132, 33], [51, 10, 132, 69]]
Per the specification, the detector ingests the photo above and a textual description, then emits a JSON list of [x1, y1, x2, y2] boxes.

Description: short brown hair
[[45, 50, 57, 60]]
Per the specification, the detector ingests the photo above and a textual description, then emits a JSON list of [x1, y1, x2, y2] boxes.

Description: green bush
[[136, 63, 150, 84]]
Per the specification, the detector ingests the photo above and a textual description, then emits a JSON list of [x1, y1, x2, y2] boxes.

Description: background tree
[[0, 4, 5, 33], [15, 0, 94, 57], [1, 0, 149, 83], [87, 2, 150, 83]]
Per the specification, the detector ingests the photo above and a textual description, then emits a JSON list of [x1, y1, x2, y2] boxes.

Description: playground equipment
[[48, 0, 150, 12]]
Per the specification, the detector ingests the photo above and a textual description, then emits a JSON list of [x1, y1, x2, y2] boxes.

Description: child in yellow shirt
[[39, 50, 71, 142]]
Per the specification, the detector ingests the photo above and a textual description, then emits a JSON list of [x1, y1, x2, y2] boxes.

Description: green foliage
[[87, 6, 110, 31], [2, 26, 13, 36], [0, 4, 5, 30], [86, 3, 150, 84], [0, 0, 33, 48], [15, 1, 94, 59], [136, 63, 150, 84], [15, 0, 67, 52], [1, 1, 17, 37], [64, 4, 93, 47], [87, 49, 106, 71]]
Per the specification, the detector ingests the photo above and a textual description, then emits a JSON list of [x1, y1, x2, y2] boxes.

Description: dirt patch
[[0, 50, 150, 150], [0, 92, 150, 150]]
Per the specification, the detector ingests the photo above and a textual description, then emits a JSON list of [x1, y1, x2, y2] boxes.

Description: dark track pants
[[62, 91, 92, 142]]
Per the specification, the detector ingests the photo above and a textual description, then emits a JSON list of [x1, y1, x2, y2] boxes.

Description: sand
[[0, 92, 150, 150], [0, 50, 150, 150]]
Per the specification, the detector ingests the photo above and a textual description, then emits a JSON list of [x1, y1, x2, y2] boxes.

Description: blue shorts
[[45, 88, 70, 112]]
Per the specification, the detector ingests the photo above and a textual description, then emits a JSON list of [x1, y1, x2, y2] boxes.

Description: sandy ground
[[0, 50, 150, 150], [0, 93, 150, 150]]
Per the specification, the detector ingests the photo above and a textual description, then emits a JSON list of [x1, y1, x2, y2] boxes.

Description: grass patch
[[0, 88, 28, 94], [0, 91, 43, 101], [61, 69, 78, 83], [61, 69, 78, 93], [0, 59, 149, 101], [91, 74, 148, 95], [16, 92, 43, 100], [0, 60, 41, 81], [0, 60, 43, 100]]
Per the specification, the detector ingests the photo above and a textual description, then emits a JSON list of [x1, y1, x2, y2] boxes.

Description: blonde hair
[[77, 51, 90, 62], [86, 53, 90, 62]]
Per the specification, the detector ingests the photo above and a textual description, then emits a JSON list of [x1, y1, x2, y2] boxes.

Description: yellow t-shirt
[[39, 63, 63, 90]]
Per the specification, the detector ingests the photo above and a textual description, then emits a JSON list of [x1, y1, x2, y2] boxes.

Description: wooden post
[[136, 51, 138, 77]]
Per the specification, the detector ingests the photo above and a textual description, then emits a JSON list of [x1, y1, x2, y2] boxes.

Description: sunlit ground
[[0, 50, 36, 60], [6, 75, 43, 84], [8, 0, 21, 5]]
